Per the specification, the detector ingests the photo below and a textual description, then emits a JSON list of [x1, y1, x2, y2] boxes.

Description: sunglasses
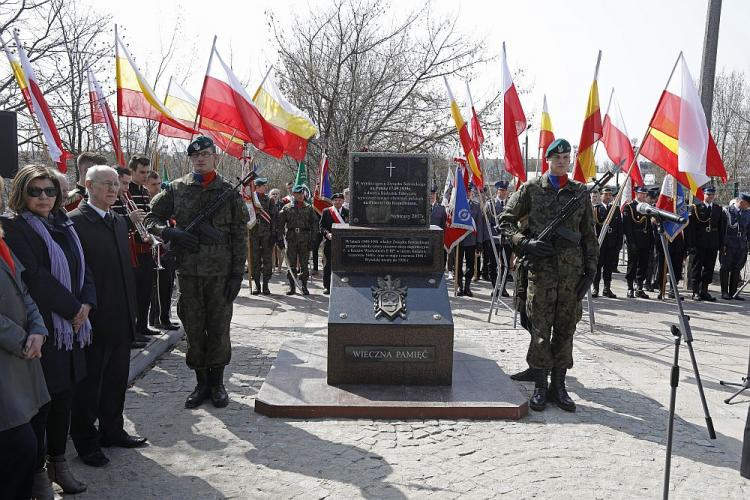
[[27, 186, 58, 198]]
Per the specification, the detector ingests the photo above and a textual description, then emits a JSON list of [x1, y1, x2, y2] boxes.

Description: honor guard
[[499, 138, 599, 413], [491, 180, 512, 297], [145, 136, 249, 409], [720, 193, 750, 300], [592, 187, 622, 298], [686, 186, 725, 301], [277, 185, 317, 295], [623, 185, 653, 298], [248, 177, 277, 296], [320, 192, 349, 294]]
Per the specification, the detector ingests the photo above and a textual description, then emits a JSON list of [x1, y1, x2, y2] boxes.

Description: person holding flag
[[498, 138, 598, 413]]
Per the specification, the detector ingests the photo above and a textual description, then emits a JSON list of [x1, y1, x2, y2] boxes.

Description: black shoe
[[286, 275, 296, 296], [155, 321, 180, 331], [510, 367, 536, 382], [645, 284, 655, 292], [636, 289, 650, 299], [529, 369, 548, 412], [692, 292, 703, 301], [262, 278, 271, 295], [130, 340, 148, 349], [591, 288, 599, 298], [602, 288, 617, 298], [721, 292, 732, 300], [79, 450, 109, 468], [501, 289, 510, 297], [185, 369, 210, 409], [701, 291, 716, 302], [464, 288, 473, 297], [323, 289, 330, 295], [301, 281, 310, 295], [456, 289, 465, 297], [209, 367, 229, 408], [735, 295, 745, 301], [550, 368, 576, 412], [142, 328, 161, 336], [101, 434, 148, 448]]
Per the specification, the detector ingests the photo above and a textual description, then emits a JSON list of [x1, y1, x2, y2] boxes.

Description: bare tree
[[711, 69, 750, 189]]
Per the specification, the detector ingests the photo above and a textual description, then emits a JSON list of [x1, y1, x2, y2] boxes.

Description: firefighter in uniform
[[277, 185, 317, 295], [686, 186, 725, 302], [592, 186, 622, 298], [720, 193, 750, 300], [623, 185, 653, 298]]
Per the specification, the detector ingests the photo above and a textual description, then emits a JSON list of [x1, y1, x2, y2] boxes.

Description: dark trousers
[[0, 422, 37, 499], [626, 245, 650, 288], [656, 237, 685, 288], [71, 340, 130, 455], [30, 390, 73, 468], [482, 240, 498, 285], [323, 239, 332, 290], [134, 252, 155, 333], [595, 243, 619, 289], [150, 258, 176, 324], [690, 247, 718, 292], [312, 232, 323, 272], [457, 245, 476, 290]]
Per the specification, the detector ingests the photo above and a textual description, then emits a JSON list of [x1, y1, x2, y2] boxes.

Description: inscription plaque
[[345, 346, 435, 362], [341, 235, 433, 267]]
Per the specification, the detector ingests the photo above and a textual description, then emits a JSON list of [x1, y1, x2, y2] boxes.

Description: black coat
[[68, 201, 138, 345], [1, 211, 96, 394], [319, 206, 349, 237], [687, 202, 726, 250], [623, 200, 653, 249], [429, 202, 447, 229]]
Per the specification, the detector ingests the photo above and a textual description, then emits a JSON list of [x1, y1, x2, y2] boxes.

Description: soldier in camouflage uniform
[[277, 185, 317, 295], [499, 138, 599, 413], [145, 136, 249, 410], [247, 177, 277, 295]]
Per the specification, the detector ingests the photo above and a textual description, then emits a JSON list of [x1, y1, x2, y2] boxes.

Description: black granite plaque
[[345, 346, 435, 362], [349, 153, 430, 227], [340, 235, 432, 267]]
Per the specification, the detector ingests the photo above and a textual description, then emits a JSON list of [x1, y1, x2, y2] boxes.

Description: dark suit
[[68, 201, 138, 454], [687, 202, 726, 293], [319, 206, 349, 291], [593, 203, 623, 290], [623, 200, 653, 290]]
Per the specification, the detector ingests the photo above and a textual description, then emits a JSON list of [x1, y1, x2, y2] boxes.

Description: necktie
[[103, 212, 113, 229]]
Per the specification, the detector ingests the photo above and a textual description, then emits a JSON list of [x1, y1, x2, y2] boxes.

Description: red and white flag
[[197, 40, 284, 158], [501, 42, 527, 182], [602, 90, 643, 187], [13, 32, 70, 172], [87, 68, 124, 166]]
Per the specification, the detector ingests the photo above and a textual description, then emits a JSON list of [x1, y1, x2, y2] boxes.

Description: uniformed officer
[[277, 185, 317, 295], [499, 138, 599, 412], [247, 177, 277, 296], [145, 136, 249, 409], [686, 186, 725, 301], [644, 188, 661, 291], [456, 184, 483, 297], [490, 180, 512, 297], [623, 185, 653, 298], [320, 192, 349, 294], [593, 186, 623, 298], [720, 193, 750, 300]]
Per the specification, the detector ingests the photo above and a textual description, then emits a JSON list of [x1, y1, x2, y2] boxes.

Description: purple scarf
[[21, 211, 92, 350]]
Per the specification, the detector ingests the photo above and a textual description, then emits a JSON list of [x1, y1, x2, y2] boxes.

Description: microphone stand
[[653, 215, 716, 500]]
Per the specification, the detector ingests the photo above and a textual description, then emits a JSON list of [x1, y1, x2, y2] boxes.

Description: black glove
[[575, 274, 595, 301], [277, 239, 285, 249], [163, 228, 199, 252], [224, 274, 243, 302], [521, 238, 555, 257]]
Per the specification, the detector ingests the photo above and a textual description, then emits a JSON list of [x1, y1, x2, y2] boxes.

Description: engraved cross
[[386, 161, 396, 177]]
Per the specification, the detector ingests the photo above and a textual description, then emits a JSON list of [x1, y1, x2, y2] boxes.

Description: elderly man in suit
[[68, 166, 147, 468]]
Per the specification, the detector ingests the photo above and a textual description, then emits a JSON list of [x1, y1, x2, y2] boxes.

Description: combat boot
[[262, 277, 271, 296], [549, 368, 576, 412], [286, 274, 296, 295], [700, 284, 716, 302], [251, 277, 261, 295], [463, 276, 473, 297], [31, 468, 56, 500], [185, 369, 210, 409], [47, 455, 86, 494], [301, 278, 310, 295], [730, 273, 744, 301], [635, 284, 649, 299], [529, 369, 548, 412], [510, 366, 536, 382], [602, 283, 617, 298], [591, 286, 599, 298], [208, 367, 229, 408]]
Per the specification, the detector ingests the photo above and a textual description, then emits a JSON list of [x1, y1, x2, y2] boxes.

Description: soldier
[[247, 177, 277, 296], [686, 186, 725, 301], [320, 192, 349, 294], [623, 185, 653, 298], [277, 185, 317, 295], [499, 138, 598, 412], [593, 187, 623, 298], [720, 193, 750, 300], [145, 136, 249, 409]]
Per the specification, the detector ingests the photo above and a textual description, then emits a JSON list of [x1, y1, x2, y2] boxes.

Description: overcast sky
[[81, 0, 749, 162]]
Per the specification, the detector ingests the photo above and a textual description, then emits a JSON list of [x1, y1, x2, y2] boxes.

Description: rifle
[[163, 169, 258, 262]]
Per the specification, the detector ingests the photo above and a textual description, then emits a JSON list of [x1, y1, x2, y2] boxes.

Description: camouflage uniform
[[277, 200, 317, 287], [145, 173, 249, 369], [248, 193, 277, 290], [499, 174, 598, 369]]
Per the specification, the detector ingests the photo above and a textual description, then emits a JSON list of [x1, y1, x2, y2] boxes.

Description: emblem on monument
[[372, 275, 407, 320]]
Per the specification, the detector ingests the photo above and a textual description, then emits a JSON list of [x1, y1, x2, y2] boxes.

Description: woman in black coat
[[2, 165, 95, 496]]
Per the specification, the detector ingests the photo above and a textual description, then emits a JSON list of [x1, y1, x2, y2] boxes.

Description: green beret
[[545, 138, 571, 158], [254, 177, 268, 186], [187, 135, 215, 156], [292, 185, 306, 193]]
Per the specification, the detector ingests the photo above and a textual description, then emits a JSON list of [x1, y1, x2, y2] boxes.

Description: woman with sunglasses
[[1, 165, 95, 498]]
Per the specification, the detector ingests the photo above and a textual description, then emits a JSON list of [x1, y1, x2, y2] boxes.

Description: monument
[[254, 152, 528, 419]]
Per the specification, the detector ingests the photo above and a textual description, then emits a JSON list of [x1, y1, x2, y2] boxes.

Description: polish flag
[[87, 68, 125, 166], [197, 40, 284, 158], [13, 32, 70, 172], [602, 89, 643, 189], [501, 42, 527, 182]]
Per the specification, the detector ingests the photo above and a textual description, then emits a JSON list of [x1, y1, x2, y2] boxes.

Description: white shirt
[[88, 202, 111, 219]]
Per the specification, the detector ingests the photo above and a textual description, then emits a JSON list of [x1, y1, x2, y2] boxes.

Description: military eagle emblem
[[372, 275, 407, 320]]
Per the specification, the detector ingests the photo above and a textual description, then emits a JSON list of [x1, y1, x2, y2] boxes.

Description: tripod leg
[[724, 382, 750, 404], [663, 330, 681, 500]]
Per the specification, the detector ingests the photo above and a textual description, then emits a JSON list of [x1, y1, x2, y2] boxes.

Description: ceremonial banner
[[601, 90, 643, 199], [253, 70, 318, 162], [655, 174, 689, 241], [538, 95, 555, 174], [444, 77, 483, 188], [88, 68, 125, 166], [466, 82, 484, 182], [444, 165, 475, 252], [639, 53, 727, 200], [312, 154, 333, 215], [115, 27, 196, 134], [12, 32, 71, 172], [1, 36, 32, 111], [501, 43, 527, 182], [573, 51, 603, 182]]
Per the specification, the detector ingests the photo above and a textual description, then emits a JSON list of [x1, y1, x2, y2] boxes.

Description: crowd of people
[[2, 134, 749, 498]]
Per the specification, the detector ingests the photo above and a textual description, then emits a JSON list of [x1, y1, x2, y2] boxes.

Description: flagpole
[[252, 66, 273, 101], [193, 35, 217, 135], [597, 52, 683, 242], [114, 25, 122, 146]]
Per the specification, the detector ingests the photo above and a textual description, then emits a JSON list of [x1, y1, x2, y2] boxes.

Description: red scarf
[[0, 239, 16, 275], [193, 170, 217, 187]]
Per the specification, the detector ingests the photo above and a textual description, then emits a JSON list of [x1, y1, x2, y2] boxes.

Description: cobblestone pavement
[[65, 270, 750, 499]]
